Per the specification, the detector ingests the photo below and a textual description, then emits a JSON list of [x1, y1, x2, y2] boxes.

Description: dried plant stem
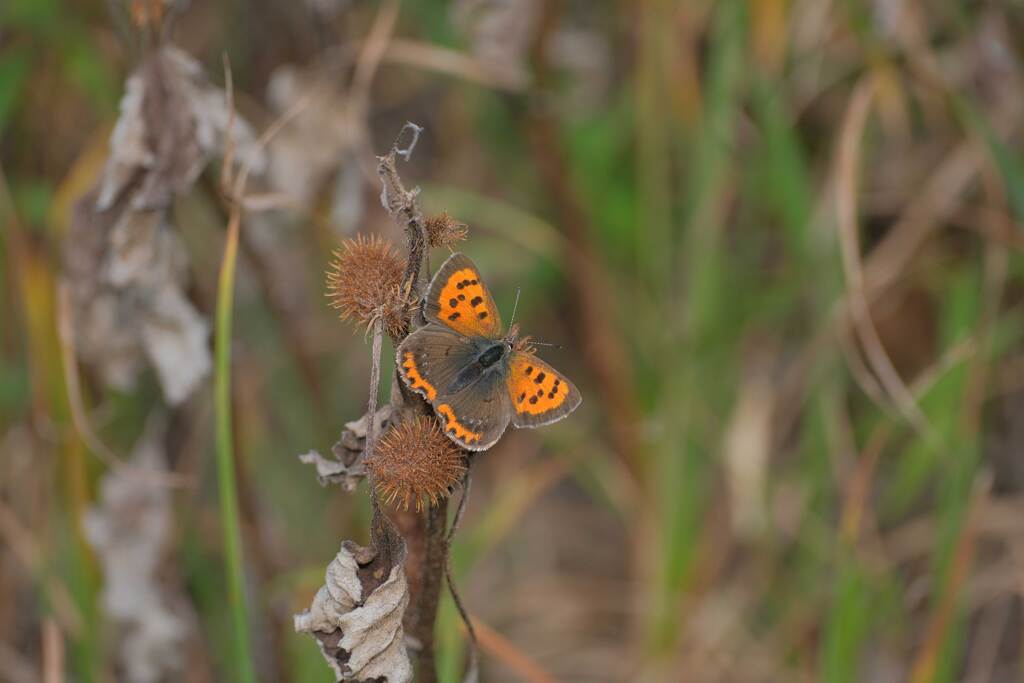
[[445, 469, 479, 679], [413, 499, 448, 683], [214, 204, 256, 683], [378, 123, 429, 308], [376, 127, 451, 681], [41, 619, 64, 683], [365, 316, 385, 459]]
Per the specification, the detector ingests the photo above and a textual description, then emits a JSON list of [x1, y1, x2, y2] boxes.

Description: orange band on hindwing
[[402, 352, 437, 401], [436, 403, 482, 446]]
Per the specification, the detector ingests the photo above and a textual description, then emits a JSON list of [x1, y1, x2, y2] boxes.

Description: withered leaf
[[84, 417, 189, 683], [98, 44, 265, 212], [295, 536, 412, 682], [66, 194, 210, 405]]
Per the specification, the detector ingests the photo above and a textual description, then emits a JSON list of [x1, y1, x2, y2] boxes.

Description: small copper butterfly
[[397, 252, 582, 451]]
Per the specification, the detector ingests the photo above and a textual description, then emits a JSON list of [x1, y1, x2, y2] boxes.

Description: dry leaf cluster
[[66, 44, 264, 405], [294, 536, 412, 682]]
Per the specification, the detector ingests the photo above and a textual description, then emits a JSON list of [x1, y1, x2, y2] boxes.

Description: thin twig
[[447, 462, 473, 545], [364, 316, 385, 460], [393, 121, 423, 161], [835, 74, 935, 439], [347, 0, 401, 182], [40, 620, 63, 683], [378, 147, 430, 319], [445, 466, 479, 681], [0, 502, 84, 636], [465, 616, 560, 683]]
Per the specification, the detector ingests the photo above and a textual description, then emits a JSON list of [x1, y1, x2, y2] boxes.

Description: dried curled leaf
[[98, 44, 265, 211], [84, 418, 189, 683], [63, 40, 261, 405], [66, 192, 210, 405], [298, 406, 392, 490], [295, 527, 411, 682]]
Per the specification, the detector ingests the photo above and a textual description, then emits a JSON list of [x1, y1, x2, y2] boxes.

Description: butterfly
[[396, 252, 582, 451]]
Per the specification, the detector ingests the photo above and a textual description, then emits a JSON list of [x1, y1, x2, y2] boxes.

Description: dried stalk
[[300, 122, 472, 681], [375, 122, 453, 683], [445, 468, 479, 681], [365, 316, 385, 460]]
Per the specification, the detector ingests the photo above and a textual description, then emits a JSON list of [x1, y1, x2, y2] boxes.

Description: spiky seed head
[[424, 212, 468, 248], [366, 416, 466, 511], [326, 235, 406, 337]]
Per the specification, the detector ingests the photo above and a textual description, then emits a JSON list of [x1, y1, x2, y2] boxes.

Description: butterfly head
[[504, 323, 535, 355]]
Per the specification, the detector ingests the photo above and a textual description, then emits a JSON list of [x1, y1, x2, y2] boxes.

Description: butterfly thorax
[[477, 343, 507, 369], [447, 338, 511, 395]]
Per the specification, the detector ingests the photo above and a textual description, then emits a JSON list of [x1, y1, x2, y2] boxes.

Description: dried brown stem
[[377, 123, 430, 330], [445, 468, 479, 679], [410, 500, 448, 683], [364, 317, 385, 459], [375, 123, 451, 682]]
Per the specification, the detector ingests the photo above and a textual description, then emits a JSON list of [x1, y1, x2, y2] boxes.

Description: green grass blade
[[215, 214, 257, 683]]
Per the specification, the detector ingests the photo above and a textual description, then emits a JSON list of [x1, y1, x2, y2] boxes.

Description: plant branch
[[375, 122, 453, 683], [378, 122, 430, 330]]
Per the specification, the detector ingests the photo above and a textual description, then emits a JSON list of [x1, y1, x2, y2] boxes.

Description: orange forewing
[[506, 352, 581, 427], [430, 262, 502, 338]]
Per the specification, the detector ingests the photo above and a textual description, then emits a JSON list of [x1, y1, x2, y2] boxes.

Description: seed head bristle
[[130, 0, 167, 28], [424, 212, 468, 248], [325, 235, 406, 337], [366, 416, 466, 511]]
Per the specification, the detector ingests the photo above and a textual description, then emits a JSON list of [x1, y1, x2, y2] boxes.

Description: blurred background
[[3, 0, 1024, 681]]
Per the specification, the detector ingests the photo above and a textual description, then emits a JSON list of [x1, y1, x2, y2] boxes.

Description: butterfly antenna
[[530, 340, 564, 349], [508, 287, 522, 327]]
